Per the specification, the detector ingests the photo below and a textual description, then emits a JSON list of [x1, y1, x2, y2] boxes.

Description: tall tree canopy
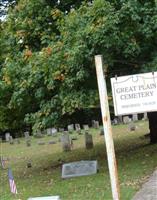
[[0, 0, 157, 142]]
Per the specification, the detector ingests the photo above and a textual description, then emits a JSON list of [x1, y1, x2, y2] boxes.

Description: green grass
[[0, 121, 157, 200]]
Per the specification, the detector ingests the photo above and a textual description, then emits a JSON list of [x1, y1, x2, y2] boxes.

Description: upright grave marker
[[95, 55, 120, 200]]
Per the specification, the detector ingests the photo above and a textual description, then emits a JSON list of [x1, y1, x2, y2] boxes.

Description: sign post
[[95, 55, 120, 200]]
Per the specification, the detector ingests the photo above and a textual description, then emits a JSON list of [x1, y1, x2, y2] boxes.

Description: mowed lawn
[[1, 121, 157, 200]]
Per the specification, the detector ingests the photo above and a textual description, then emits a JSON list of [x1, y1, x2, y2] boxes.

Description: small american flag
[[8, 168, 17, 194]]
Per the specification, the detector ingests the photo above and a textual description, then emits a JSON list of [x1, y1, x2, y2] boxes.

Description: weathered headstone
[[59, 128, 64, 132], [24, 131, 30, 139], [15, 139, 20, 144], [118, 116, 123, 124], [9, 136, 14, 144], [38, 141, 45, 145], [48, 141, 56, 145], [51, 128, 57, 136], [34, 130, 43, 138], [94, 121, 99, 129], [28, 196, 60, 200], [75, 124, 80, 130], [67, 124, 74, 133], [128, 122, 136, 131], [75, 124, 81, 133], [123, 116, 131, 124], [5, 133, 10, 142], [26, 139, 31, 147], [62, 160, 98, 179], [132, 114, 138, 122], [91, 120, 96, 128], [83, 124, 89, 131], [61, 132, 71, 151], [143, 112, 148, 120], [85, 132, 93, 149], [112, 118, 118, 125], [47, 128, 52, 136]]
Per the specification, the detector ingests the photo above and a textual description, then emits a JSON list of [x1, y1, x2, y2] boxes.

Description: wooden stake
[[95, 55, 120, 200]]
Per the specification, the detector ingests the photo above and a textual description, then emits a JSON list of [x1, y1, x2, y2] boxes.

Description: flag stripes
[[8, 168, 17, 194]]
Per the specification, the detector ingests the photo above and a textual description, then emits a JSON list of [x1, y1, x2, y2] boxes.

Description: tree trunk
[[147, 112, 157, 144]]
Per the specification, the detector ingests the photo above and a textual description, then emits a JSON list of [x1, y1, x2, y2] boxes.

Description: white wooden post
[[95, 55, 120, 200]]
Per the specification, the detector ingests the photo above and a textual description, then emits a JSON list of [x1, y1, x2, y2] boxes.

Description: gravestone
[[9, 136, 14, 144], [118, 116, 123, 123], [112, 118, 118, 125], [48, 141, 56, 145], [62, 160, 98, 179], [28, 196, 60, 200], [83, 124, 89, 131], [61, 132, 71, 151], [34, 130, 43, 138], [47, 128, 52, 136], [85, 132, 93, 149], [5, 133, 10, 142], [123, 116, 131, 124], [132, 114, 138, 122], [128, 122, 136, 131], [15, 139, 20, 144], [24, 131, 30, 139], [91, 120, 96, 128], [75, 124, 81, 133], [94, 121, 99, 129], [38, 141, 45, 145], [59, 128, 64, 132], [67, 124, 74, 133], [143, 112, 148, 120], [26, 139, 31, 147], [51, 128, 57, 136]]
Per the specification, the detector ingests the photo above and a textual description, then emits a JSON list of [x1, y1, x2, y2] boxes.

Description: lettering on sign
[[111, 72, 157, 115]]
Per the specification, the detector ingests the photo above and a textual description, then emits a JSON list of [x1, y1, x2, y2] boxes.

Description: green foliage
[[0, 0, 157, 134]]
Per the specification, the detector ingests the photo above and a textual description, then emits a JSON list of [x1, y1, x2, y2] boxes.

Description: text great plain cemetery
[[111, 72, 157, 115], [115, 83, 156, 100]]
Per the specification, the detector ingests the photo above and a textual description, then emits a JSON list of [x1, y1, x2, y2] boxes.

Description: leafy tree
[[0, 0, 157, 143]]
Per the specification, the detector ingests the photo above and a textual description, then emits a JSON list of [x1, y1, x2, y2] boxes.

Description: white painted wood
[[95, 55, 120, 200]]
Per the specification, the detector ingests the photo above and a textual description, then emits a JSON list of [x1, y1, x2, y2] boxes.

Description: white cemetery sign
[[111, 72, 157, 116]]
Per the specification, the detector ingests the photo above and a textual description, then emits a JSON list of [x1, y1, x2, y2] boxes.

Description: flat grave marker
[[62, 160, 98, 179], [28, 196, 60, 200]]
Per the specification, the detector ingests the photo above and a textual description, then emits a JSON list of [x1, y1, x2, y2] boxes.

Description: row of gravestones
[[5, 113, 147, 143], [36, 120, 100, 137], [61, 131, 94, 152], [112, 113, 148, 125], [4, 120, 100, 142]]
